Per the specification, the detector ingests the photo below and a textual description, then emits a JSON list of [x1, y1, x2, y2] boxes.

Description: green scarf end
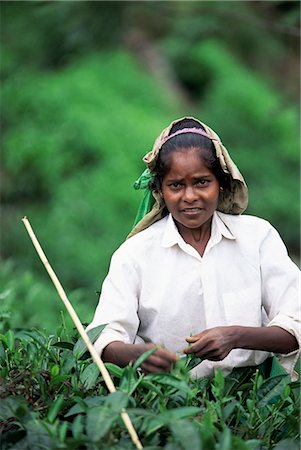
[[133, 168, 153, 190], [132, 169, 156, 227]]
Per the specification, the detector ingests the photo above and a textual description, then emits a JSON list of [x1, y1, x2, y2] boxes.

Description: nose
[[183, 186, 198, 203]]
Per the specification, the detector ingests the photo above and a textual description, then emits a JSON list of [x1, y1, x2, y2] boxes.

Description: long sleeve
[[86, 247, 141, 356], [260, 225, 300, 374]]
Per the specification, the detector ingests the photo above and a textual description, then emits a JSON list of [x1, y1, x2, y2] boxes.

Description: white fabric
[[87, 212, 300, 378]]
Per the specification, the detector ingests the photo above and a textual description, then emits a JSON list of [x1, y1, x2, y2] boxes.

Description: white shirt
[[88, 212, 300, 378]]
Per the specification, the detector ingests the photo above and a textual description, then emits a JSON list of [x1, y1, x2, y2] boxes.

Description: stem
[[249, 369, 259, 427], [22, 217, 143, 450]]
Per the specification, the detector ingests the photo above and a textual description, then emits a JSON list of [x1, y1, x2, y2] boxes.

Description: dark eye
[[196, 179, 209, 187], [169, 182, 182, 189]]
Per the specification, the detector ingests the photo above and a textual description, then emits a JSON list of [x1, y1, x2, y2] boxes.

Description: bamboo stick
[[22, 217, 143, 450]]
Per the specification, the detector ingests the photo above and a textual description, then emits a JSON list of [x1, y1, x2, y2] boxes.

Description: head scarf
[[128, 116, 248, 238]]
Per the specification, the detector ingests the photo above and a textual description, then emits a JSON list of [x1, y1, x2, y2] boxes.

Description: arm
[[103, 341, 178, 373], [86, 248, 141, 357], [183, 325, 298, 361]]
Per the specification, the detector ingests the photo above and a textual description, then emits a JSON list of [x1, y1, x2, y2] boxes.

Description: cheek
[[163, 192, 176, 204], [162, 191, 180, 208], [212, 185, 221, 201]]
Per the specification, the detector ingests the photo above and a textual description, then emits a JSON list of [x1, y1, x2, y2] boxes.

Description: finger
[[197, 348, 230, 361], [183, 340, 207, 355], [182, 345, 195, 354], [141, 363, 170, 374], [155, 348, 178, 363], [153, 353, 178, 370], [141, 358, 172, 374], [202, 353, 223, 361]]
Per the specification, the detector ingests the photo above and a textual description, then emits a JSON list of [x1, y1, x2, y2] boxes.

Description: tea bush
[[0, 325, 300, 449]]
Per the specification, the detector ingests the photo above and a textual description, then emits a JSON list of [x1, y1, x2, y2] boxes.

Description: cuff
[[267, 315, 301, 380], [93, 329, 130, 356]]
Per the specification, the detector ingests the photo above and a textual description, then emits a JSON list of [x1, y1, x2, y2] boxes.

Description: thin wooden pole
[[22, 217, 143, 450]]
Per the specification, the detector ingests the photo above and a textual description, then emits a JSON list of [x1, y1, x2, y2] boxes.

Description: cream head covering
[[129, 116, 248, 238]]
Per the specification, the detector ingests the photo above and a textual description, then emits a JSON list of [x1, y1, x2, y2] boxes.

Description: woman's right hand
[[102, 341, 178, 374]]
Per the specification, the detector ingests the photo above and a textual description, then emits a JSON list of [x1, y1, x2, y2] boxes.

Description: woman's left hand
[[183, 326, 239, 361]]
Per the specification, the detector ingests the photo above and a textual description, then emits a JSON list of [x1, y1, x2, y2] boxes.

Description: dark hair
[[150, 119, 229, 191]]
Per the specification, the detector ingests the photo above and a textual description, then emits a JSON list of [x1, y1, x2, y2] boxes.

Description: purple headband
[[160, 127, 219, 147]]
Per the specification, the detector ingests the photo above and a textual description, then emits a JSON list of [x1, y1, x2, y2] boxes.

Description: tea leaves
[[0, 327, 299, 449]]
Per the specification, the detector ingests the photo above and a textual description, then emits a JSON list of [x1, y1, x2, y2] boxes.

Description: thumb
[[185, 335, 198, 343]]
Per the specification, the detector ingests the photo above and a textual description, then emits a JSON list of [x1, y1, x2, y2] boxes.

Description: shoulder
[[111, 216, 168, 261], [217, 212, 293, 262], [216, 211, 284, 248], [217, 211, 273, 234]]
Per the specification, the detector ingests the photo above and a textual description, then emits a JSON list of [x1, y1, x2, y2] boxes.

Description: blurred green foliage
[[1, 1, 299, 331], [185, 40, 299, 246], [2, 51, 178, 284]]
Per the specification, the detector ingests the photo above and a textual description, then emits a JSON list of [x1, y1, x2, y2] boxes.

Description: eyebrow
[[166, 174, 213, 181]]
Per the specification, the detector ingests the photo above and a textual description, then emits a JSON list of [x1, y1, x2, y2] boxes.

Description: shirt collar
[[161, 214, 182, 248], [214, 211, 236, 241], [161, 212, 235, 249]]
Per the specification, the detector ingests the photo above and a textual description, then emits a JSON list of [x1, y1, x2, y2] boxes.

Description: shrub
[[1, 325, 300, 449]]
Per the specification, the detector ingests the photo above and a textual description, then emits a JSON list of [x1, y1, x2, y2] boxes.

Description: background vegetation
[[1, 1, 300, 333]]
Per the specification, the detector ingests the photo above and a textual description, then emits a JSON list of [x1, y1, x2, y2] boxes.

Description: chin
[[175, 213, 213, 229]]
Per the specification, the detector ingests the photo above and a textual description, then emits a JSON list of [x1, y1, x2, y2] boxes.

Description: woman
[[87, 117, 300, 378]]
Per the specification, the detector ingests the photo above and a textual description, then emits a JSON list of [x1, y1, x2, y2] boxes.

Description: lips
[[181, 207, 203, 213]]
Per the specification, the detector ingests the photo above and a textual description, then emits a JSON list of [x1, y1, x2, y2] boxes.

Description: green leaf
[[214, 368, 225, 390], [139, 379, 162, 396], [170, 419, 201, 450], [25, 419, 53, 449], [80, 363, 100, 390], [272, 438, 300, 450], [72, 414, 84, 440], [146, 373, 192, 394], [105, 362, 124, 378], [73, 324, 107, 359], [118, 364, 144, 395], [59, 421, 68, 442], [6, 329, 15, 352], [52, 341, 74, 351], [50, 364, 60, 377], [87, 405, 118, 442], [180, 353, 203, 370], [49, 374, 70, 386], [257, 374, 290, 407], [230, 437, 261, 450], [0, 397, 28, 421], [0, 333, 8, 348], [120, 374, 143, 396], [65, 396, 105, 417], [47, 394, 64, 423], [145, 406, 201, 435], [132, 347, 158, 371], [222, 400, 238, 421], [86, 391, 128, 441], [216, 427, 232, 450]]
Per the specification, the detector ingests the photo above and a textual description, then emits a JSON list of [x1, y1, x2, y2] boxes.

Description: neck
[[175, 218, 213, 256]]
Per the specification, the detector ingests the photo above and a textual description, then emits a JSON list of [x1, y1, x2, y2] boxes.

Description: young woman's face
[[161, 147, 220, 231]]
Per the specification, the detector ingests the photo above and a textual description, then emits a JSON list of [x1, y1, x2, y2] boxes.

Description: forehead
[[164, 148, 213, 177]]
